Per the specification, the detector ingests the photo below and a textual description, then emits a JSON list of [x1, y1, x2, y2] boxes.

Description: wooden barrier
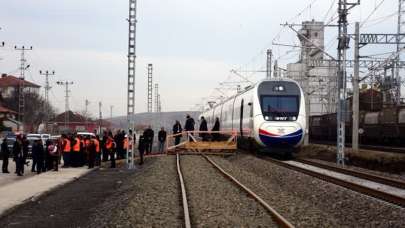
[[166, 130, 237, 154]]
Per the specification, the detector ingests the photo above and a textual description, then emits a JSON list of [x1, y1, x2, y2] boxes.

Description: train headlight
[[273, 85, 285, 92], [264, 116, 269, 121]]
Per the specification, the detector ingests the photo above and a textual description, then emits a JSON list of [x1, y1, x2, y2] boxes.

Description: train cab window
[[260, 95, 299, 121]]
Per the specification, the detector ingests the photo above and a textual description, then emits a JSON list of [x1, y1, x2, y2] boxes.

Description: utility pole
[[158, 94, 161, 113], [15, 45, 33, 131], [56, 81, 74, 130], [337, 0, 359, 166], [266, 49, 272, 79], [40, 70, 55, 132], [396, 0, 405, 104], [154, 83, 159, 112], [352, 22, 360, 151], [85, 99, 90, 130], [110, 105, 113, 119], [99, 102, 102, 135], [147, 64, 153, 113], [126, 0, 137, 169]]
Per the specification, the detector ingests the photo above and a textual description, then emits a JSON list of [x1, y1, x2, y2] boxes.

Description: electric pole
[[127, 0, 137, 169], [396, 0, 405, 104], [337, 0, 359, 166], [352, 22, 360, 151], [99, 102, 102, 135], [40, 70, 55, 132], [110, 105, 113, 119], [273, 60, 278, 78], [56, 81, 74, 130], [15, 45, 33, 131], [266, 49, 272, 79], [85, 99, 90, 130], [147, 64, 153, 113], [154, 83, 159, 112]]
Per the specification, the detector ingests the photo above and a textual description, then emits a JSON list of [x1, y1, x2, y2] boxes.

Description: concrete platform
[[0, 159, 36, 187], [0, 160, 93, 217]]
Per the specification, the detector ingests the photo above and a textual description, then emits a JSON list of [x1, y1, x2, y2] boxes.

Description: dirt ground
[[0, 161, 140, 228]]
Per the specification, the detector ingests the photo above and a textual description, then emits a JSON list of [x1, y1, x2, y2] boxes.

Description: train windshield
[[261, 95, 299, 121]]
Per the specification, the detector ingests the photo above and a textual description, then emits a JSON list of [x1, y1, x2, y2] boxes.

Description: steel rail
[[265, 157, 405, 208], [296, 158, 405, 190], [311, 141, 405, 154], [203, 155, 294, 228], [176, 154, 191, 228]]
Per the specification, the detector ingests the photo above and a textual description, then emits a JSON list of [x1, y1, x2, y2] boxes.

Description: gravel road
[[210, 153, 405, 227], [180, 155, 277, 227]]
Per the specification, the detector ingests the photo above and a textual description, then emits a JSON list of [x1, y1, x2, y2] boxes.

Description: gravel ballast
[[180, 155, 277, 227], [89, 156, 183, 227], [210, 153, 405, 227]]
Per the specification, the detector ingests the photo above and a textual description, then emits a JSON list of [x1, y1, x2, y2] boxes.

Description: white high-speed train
[[201, 79, 306, 152]]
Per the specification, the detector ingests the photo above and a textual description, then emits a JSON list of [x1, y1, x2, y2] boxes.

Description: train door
[[240, 99, 244, 137]]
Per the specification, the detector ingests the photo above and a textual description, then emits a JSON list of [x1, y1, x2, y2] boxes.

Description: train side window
[[399, 109, 405, 123]]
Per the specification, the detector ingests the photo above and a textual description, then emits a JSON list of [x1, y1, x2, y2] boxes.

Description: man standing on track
[[158, 127, 167, 153], [199, 116, 208, 141], [185, 114, 195, 132], [143, 126, 154, 155], [173, 120, 182, 146], [138, 135, 145, 165]]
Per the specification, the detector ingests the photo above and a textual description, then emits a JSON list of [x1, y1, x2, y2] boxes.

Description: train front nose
[[258, 123, 304, 147]]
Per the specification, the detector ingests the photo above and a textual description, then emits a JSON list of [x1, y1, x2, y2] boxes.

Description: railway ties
[[176, 154, 294, 228], [266, 158, 405, 208]]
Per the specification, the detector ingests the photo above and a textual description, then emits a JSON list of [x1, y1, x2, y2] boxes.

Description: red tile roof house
[[49, 111, 112, 134], [0, 74, 41, 132], [0, 106, 19, 131], [0, 74, 40, 98]]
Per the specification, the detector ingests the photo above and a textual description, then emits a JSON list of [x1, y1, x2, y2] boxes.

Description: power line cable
[[360, 0, 387, 28]]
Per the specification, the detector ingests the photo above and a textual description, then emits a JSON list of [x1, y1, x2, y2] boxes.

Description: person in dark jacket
[[44, 139, 52, 171], [211, 117, 220, 141], [158, 127, 167, 153], [173, 120, 182, 146], [184, 114, 195, 132], [32, 139, 45, 174], [21, 136, 29, 173], [143, 126, 154, 154], [87, 139, 96, 169], [101, 131, 108, 161], [138, 135, 145, 165], [13, 136, 24, 176], [1, 138, 10, 173], [199, 116, 208, 141]]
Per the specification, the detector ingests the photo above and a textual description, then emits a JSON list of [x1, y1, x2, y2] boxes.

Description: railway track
[[176, 154, 294, 228], [311, 141, 405, 154], [263, 157, 405, 208], [296, 158, 405, 189]]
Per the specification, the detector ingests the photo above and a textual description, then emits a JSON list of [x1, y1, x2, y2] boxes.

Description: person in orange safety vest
[[106, 132, 115, 168], [93, 136, 101, 166], [61, 134, 71, 168]]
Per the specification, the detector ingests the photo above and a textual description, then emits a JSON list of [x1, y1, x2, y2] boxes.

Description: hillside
[[109, 111, 201, 132]]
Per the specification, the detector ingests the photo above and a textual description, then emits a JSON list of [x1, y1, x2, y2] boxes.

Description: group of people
[[172, 115, 221, 145], [0, 130, 137, 176], [137, 126, 167, 165], [1, 114, 221, 176]]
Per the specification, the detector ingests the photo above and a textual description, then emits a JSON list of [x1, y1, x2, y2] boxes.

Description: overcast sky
[[0, 0, 398, 117]]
